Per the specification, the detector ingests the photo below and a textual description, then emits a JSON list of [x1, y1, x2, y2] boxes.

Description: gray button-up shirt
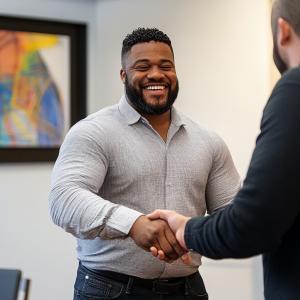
[[49, 96, 240, 278]]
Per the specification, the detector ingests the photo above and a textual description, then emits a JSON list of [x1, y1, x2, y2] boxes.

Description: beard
[[273, 37, 288, 74], [125, 77, 179, 115]]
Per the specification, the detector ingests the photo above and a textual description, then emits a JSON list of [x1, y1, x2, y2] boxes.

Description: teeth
[[145, 85, 165, 90]]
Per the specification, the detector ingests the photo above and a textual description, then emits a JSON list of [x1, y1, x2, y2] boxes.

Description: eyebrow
[[132, 59, 175, 66]]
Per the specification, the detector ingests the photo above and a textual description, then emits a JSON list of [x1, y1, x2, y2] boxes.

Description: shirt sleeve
[[205, 133, 241, 214], [184, 68, 300, 258], [48, 120, 143, 240]]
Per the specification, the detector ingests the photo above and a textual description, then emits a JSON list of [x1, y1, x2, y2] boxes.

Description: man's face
[[121, 41, 179, 115]]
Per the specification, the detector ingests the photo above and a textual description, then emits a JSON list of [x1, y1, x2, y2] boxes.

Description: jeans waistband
[[80, 263, 198, 294]]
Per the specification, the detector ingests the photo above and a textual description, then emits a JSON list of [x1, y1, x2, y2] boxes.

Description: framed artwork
[[0, 15, 87, 162]]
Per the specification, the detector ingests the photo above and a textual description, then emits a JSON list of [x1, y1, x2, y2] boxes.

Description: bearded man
[[49, 27, 240, 300]]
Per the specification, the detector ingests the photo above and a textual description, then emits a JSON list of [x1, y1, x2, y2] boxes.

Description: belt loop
[[125, 277, 134, 294], [184, 277, 189, 296]]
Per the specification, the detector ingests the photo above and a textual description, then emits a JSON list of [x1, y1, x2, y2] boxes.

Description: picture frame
[[0, 15, 87, 162]]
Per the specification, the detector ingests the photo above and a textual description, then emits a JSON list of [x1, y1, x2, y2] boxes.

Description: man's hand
[[129, 215, 186, 263], [147, 210, 191, 260]]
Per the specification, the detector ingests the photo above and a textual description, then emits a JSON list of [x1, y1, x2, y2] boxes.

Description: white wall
[[0, 0, 274, 299], [0, 1, 97, 300], [95, 0, 271, 299]]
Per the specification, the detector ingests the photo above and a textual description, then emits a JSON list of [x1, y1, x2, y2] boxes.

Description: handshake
[[129, 210, 192, 264]]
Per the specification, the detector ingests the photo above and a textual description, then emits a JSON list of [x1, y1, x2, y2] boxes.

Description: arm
[[185, 70, 300, 258], [49, 120, 142, 239], [49, 120, 185, 259]]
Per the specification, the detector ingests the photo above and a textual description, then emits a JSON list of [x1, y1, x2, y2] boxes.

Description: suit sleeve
[[185, 69, 300, 258]]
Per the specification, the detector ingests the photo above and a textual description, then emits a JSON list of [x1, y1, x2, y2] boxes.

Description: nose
[[147, 66, 165, 81]]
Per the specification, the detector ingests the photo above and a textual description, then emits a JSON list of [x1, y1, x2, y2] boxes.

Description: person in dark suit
[[147, 0, 300, 299]]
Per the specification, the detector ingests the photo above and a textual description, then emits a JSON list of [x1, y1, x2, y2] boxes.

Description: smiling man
[[49, 28, 240, 300], [121, 38, 178, 116]]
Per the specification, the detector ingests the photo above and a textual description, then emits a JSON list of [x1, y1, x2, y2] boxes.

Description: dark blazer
[[185, 68, 300, 300]]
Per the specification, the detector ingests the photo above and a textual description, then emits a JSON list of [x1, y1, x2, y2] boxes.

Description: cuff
[[184, 216, 205, 252], [106, 205, 144, 235]]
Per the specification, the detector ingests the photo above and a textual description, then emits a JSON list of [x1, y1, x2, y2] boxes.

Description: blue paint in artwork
[[0, 80, 12, 114], [39, 82, 64, 146], [0, 80, 13, 145]]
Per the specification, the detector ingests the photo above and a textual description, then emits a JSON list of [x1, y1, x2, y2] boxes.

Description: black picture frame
[[0, 15, 87, 162]]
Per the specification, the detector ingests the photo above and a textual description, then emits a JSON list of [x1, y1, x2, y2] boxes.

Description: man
[[148, 1, 300, 299], [49, 28, 240, 299]]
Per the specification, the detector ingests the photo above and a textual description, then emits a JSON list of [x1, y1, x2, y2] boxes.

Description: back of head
[[121, 27, 173, 67], [271, 0, 300, 37]]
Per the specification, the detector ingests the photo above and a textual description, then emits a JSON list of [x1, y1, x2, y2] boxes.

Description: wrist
[[128, 215, 147, 237], [177, 217, 190, 249]]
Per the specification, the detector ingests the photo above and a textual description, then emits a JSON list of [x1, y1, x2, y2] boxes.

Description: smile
[[144, 85, 166, 90]]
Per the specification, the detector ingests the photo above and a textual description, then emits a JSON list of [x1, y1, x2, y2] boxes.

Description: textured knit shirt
[[49, 95, 240, 278]]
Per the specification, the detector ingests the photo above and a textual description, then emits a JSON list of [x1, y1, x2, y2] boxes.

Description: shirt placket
[[141, 119, 183, 277]]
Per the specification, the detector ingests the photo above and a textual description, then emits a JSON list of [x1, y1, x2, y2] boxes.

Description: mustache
[[142, 79, 170, 86]]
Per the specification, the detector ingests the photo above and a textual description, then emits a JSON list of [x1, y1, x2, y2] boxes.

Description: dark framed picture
[[0, 15, 87, 162]]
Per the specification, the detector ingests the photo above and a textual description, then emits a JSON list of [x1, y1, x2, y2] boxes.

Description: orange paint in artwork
[[0, 31, 23, 76]]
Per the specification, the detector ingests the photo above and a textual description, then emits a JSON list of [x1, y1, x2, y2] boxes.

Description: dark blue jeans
[[74, 264, 208, 300]]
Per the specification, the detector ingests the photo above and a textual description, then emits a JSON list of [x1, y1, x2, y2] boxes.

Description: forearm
[[49, 183, 143, 239], [185, 171, 299, 259], [184, 202, 281, 259]]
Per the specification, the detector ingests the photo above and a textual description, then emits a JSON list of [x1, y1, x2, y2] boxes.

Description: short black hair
[[121, 27, 173, 67]]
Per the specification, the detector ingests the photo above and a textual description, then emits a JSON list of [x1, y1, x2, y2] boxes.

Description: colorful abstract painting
[[0, 30, 69, 147]]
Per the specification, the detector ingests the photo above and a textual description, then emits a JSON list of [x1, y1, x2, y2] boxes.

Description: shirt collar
[[171, 106, 186, 127], [118, 95, 141, 125], [118, 94, 186, 127]]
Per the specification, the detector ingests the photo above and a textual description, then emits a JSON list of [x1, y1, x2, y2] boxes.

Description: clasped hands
[[129, 210, 191, 264]]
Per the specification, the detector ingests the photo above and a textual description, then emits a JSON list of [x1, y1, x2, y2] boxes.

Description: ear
[[120, 69, 126, 84], [277, 17, 292, 46]]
